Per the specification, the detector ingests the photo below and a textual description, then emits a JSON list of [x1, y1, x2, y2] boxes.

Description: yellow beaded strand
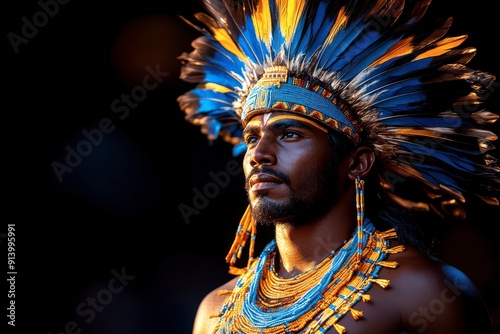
[[214, 228, 401, 333]]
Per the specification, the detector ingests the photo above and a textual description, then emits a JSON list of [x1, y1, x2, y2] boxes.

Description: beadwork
[[213, 219, 404, 334]]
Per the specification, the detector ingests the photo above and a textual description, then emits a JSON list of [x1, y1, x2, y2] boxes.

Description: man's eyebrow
[[243, 118, 308, 135], [268, 118, 307, 129], [267, 115, 328, 132], [243, 116, 328, 134], [243, 123, 260, 135]]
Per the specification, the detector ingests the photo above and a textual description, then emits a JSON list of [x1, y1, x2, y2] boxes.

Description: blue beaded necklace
[[214, 218, 403, 333], [243, 219, 375, 327]]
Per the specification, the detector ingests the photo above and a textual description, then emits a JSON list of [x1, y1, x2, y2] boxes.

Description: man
[[177, 0, 499, 332]]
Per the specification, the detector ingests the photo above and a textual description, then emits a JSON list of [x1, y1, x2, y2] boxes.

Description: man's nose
[[248, 136, 277, 168]]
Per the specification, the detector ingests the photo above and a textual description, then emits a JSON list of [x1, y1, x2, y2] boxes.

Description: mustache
[[246, 166, 290, 186]]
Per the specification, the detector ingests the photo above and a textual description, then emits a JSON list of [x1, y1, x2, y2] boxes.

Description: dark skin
[[192, 111, 495, 334]]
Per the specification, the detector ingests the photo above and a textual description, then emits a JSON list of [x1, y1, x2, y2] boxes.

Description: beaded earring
[[225, 204, 257, 275], [355, 176, 365, 262]]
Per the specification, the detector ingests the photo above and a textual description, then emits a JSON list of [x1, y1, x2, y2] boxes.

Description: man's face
[[243, 111, 341, 226]]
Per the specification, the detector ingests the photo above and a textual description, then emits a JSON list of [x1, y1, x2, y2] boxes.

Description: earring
[[355, 176, 365, 262], [225, 204, 257, 276]]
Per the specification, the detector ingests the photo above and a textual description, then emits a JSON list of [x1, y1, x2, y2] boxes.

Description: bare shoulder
[[386, 244, 495, 333], [191, 246, 495, 334], [192, 276, 239, 334]]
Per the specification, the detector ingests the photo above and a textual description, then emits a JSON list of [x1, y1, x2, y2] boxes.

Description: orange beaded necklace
[[213, 221, 404, 334]]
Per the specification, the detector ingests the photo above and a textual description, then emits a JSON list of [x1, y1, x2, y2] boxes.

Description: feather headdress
[[177, 0, 500, 220]]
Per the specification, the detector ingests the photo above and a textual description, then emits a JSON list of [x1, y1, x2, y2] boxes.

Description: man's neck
[[273, 211, 356, 278]]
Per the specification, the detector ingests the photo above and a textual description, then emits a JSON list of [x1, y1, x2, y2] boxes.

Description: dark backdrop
[[5, 0, 500, 333]]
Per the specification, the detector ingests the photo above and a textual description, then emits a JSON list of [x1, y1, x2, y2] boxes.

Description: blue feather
[[400, 142, 481, 173], [380, 116, 473, 128], [340, 35, 404, 81]]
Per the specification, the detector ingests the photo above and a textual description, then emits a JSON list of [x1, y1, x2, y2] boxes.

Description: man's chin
[[251, 201, 295, 224]]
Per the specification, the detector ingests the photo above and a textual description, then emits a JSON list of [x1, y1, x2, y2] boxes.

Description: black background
[[5, 0, 500, 333]]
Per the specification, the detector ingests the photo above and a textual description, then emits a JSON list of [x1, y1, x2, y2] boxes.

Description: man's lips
[[248, 173, 283, 191]]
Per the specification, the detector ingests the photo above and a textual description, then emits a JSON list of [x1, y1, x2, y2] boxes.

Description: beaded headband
[[241, 66, 361, 143]]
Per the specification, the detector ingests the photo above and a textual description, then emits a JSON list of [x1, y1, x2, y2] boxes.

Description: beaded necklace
[[213, 219, 404, 334]]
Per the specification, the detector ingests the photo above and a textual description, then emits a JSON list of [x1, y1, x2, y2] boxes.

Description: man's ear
[[348, 146, 375, 181]]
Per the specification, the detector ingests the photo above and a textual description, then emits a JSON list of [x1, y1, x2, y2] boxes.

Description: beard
[[246, 159, 340, 228]]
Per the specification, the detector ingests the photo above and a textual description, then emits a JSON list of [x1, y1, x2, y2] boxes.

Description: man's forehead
[[246, 111, 303, 126], [262, 112, 272, 125], [245, 111, 328, 132]]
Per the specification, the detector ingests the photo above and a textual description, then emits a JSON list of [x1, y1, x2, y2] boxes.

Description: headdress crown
[[177, 0, 500, 218]]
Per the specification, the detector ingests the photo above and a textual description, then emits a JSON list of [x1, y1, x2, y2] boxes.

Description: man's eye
[[281, 131, 299, 139], [244, 135, 258, 144]]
